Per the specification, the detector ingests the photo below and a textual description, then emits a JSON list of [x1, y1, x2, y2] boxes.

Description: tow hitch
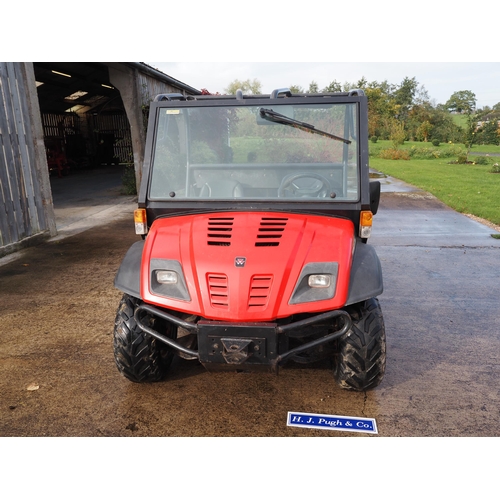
[[134, 305, 351, 373]]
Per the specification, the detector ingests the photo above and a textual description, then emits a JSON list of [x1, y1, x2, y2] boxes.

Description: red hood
[[141, 212, 354, 321]]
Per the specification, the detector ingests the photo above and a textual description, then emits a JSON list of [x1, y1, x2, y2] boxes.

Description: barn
[[0, 62, 200, 257]]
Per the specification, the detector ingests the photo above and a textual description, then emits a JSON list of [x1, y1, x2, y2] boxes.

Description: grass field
[[451, 113, 469, 129], [369, 140, 500, 226]]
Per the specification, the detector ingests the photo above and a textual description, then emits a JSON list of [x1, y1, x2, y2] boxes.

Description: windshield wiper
[[259, 108, 351, 144]]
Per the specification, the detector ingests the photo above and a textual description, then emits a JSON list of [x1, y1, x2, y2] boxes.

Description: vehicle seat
[[199, 180, 244, 198]]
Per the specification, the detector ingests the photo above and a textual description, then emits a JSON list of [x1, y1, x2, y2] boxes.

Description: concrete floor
[[48, 166, 137, 241]]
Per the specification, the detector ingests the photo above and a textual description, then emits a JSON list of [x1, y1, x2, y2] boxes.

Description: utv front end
[[113, 87, 386, 391]]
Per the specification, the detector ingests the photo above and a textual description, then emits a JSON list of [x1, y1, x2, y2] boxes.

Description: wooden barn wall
[[0, 62, 54, 255], [137, 73, 180, 104]]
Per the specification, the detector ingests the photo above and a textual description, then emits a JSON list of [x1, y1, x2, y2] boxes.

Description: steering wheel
[[278, 173, 334, 198]]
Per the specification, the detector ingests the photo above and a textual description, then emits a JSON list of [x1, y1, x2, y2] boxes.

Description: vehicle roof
[[152, 88, 365, 103]]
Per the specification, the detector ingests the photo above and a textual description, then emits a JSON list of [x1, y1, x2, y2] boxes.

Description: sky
[[147, 62, 500, 109], [4, 1, 498, 111]]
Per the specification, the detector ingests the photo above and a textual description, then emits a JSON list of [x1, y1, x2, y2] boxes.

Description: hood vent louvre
[[248, 275, 273, 308], [207, 274, 229, 308], [255, 217, 288, 247], [207, 217, 234, 246]]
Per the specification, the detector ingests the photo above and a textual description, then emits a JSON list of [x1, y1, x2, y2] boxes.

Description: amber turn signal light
[[134, 209, 147, 235], [359, 211, 373, 238]]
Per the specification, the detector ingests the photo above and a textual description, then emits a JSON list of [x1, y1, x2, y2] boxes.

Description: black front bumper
[[134, 304, 351, 373]]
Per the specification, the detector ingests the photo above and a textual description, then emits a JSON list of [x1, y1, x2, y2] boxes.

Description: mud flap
[[345, 242, 383, 306], [114, 240, 144, 299]]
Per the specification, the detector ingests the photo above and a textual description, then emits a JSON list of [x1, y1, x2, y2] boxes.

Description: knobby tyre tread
[[335, 298, 386, 391], [113, 294, 176, 383]]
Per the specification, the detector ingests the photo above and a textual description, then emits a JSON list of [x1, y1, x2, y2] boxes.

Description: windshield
[[149, 102, 359, 201]]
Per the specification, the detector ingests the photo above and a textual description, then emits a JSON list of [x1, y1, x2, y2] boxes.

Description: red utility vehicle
[[113, 88, 385, 391]]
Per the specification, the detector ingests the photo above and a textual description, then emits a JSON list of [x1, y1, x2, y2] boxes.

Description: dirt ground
[[0, 213, 364, 437], [1, 193, 499, 438]]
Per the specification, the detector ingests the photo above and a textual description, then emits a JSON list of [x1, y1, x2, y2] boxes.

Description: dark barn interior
[[33, 62, 133, 177]]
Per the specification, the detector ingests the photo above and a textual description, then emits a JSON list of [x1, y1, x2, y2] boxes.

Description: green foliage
[[307, 81, 319, 93], [226, 76, 487, 148], [475, 119, 500, 145], [190, 141, 219, 163], [322, 80, 342, 93], [445, 90, 477, 114], [289, 84, 305, 93], [225, 78, 262, 95], [379, 148, 410, 160], [431, 138, 440, 147], [350, 76, 463, 144], [364, 85, 398, 138], [370, 136, 378, 143], [417, 120, 433, 142], [393, 76, 418, 122], [490, 163, 500, 173], [121, 165, 137, 195], [451, 113, 469, 128], [409, 146, 462, 159], [389, 120, 406, 148], [370, 140, 468, 162], [472, 156, 490, 165]]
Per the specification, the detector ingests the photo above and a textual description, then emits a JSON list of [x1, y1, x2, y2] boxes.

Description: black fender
[[114, 240, 144, 299], [345, 241, 383, 306]]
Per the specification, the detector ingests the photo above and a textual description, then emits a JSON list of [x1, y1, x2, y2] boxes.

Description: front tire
[[335, 298, 386, 391], [113, 294, 177, 382]]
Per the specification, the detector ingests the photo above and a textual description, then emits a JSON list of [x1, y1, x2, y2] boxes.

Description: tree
[[364, 85, 397, 138], [224, 78, 262, 95], [356, 77, 368, 89], [389, 120, 406, 148], [307, 81, 319, 93], [417, 120, 433, 142], [406, 102, 432, 141], [443, 91, 478, 157], [476, 120, 500, 145], [289, 84, 305, 93], [393, 76, 419, 122], [322, 80, 342, 93], [445, 90, 476, 114], [478, 105, 492, 115], [426, 108, 462, 143]]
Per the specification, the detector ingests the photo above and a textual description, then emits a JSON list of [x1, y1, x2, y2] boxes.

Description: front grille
[[207, 217, 234, 246], [256, 217, 288, 247]]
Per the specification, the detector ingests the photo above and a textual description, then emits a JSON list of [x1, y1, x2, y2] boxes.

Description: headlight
[[289, 262, 338, 305], [156, 270, 178, 284], [308, 274, 331, 288], [150, 259, 191, 301]]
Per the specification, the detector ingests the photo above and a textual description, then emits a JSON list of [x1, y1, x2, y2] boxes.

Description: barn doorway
[[33, 62, 135, 232]]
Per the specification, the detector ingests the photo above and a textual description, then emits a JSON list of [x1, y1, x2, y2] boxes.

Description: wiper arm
[[259, 108, 351, 144]]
